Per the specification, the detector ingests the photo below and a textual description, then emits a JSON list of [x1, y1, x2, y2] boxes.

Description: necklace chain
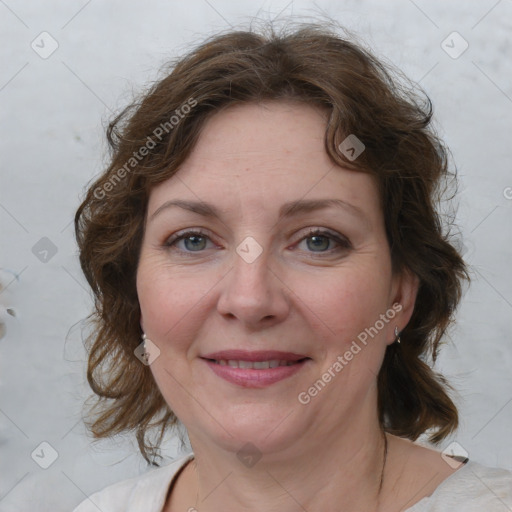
[[379, 432, 388, 493]]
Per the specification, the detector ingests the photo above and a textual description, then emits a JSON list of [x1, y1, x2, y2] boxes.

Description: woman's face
[[136, 101, 416, 456]]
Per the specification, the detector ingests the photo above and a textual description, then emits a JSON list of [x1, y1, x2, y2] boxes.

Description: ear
[[388, 268, 419, 344]]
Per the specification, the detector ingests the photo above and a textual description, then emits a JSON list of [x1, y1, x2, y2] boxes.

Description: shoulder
[[407, 461, 512, 511], [72, 453, 194, 512]]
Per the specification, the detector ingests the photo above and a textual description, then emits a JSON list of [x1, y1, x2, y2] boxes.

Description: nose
[[216, 248, 290, 328]]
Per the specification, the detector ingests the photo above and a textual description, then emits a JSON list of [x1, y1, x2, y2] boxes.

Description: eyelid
[[292, 227, 353, 254], [164, 228, 217, 248]]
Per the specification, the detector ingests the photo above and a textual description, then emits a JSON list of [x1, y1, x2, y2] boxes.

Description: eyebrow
[[150, 198, 367, 222]]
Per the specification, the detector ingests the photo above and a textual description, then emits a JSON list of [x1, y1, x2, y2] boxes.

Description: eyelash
[[298, 228, 352, 253], [164, 228, 352, 256]]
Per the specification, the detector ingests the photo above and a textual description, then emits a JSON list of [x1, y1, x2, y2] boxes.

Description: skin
[[136, 102, 459, 512]]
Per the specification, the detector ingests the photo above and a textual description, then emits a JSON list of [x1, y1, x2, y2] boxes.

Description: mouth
[[200, 350, 311, 388], [206, 359, 307, 368], [201, 350, 309, 366]]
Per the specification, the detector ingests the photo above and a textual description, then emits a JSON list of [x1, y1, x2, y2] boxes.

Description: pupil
[[307, 235, 329, 251], [185, 235, 206, 251]]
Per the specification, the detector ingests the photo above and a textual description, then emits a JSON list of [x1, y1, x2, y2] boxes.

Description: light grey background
[[1, 0, 511, 510]]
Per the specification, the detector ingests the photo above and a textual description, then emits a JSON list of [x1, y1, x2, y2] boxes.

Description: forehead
[[191, 100, 327, 161], [147, 101, 379, 219]]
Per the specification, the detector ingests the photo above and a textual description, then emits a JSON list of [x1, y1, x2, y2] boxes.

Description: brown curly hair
[[75, 21, 469, 465]]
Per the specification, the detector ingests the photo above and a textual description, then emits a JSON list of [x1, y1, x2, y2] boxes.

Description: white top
[[72, 453, 512, 511]]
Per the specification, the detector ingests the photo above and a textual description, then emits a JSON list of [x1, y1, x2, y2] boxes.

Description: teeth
[[253, 361, 270, 369], [214, 359, 299, 369]]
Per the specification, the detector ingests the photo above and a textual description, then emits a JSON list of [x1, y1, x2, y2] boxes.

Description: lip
[[200, 350, 310, 388]]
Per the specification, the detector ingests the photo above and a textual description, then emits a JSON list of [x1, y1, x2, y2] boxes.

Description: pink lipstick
[[200, 350, 310, 388]]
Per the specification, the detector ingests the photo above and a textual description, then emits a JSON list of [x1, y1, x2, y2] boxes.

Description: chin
[[192, 404, 306, 456]]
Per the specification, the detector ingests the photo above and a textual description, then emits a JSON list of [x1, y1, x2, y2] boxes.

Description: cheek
[[291, 261, 393, 349], [136, 255, 219, 347]]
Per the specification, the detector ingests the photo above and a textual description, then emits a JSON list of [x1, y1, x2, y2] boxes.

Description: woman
[[73, 23, 512, 511]]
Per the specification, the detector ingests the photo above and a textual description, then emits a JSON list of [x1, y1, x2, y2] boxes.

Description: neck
[[183, 422, 388, 512]]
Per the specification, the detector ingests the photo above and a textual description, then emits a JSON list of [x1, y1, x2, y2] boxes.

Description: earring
[[141, 333, 149, 362], [137, 333, 161, 366], [394, 326, 401, 344]]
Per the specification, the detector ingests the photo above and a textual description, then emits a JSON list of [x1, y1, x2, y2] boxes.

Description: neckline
[[404, 458, 472, 510], [161, 454, 195, 511], [160, 454, 471, 512]]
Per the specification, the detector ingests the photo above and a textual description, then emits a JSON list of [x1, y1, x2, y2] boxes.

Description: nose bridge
[[233, 249, 270, 296], [217, 240, 288, 325]]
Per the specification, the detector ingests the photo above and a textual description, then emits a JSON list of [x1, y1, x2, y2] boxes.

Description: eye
[[296, 229, 351, 254], [164, 230, 216, 253], [163, 228, 350, 256]]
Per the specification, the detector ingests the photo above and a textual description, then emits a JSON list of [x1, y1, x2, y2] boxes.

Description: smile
[[201, 352, 311, 388]]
